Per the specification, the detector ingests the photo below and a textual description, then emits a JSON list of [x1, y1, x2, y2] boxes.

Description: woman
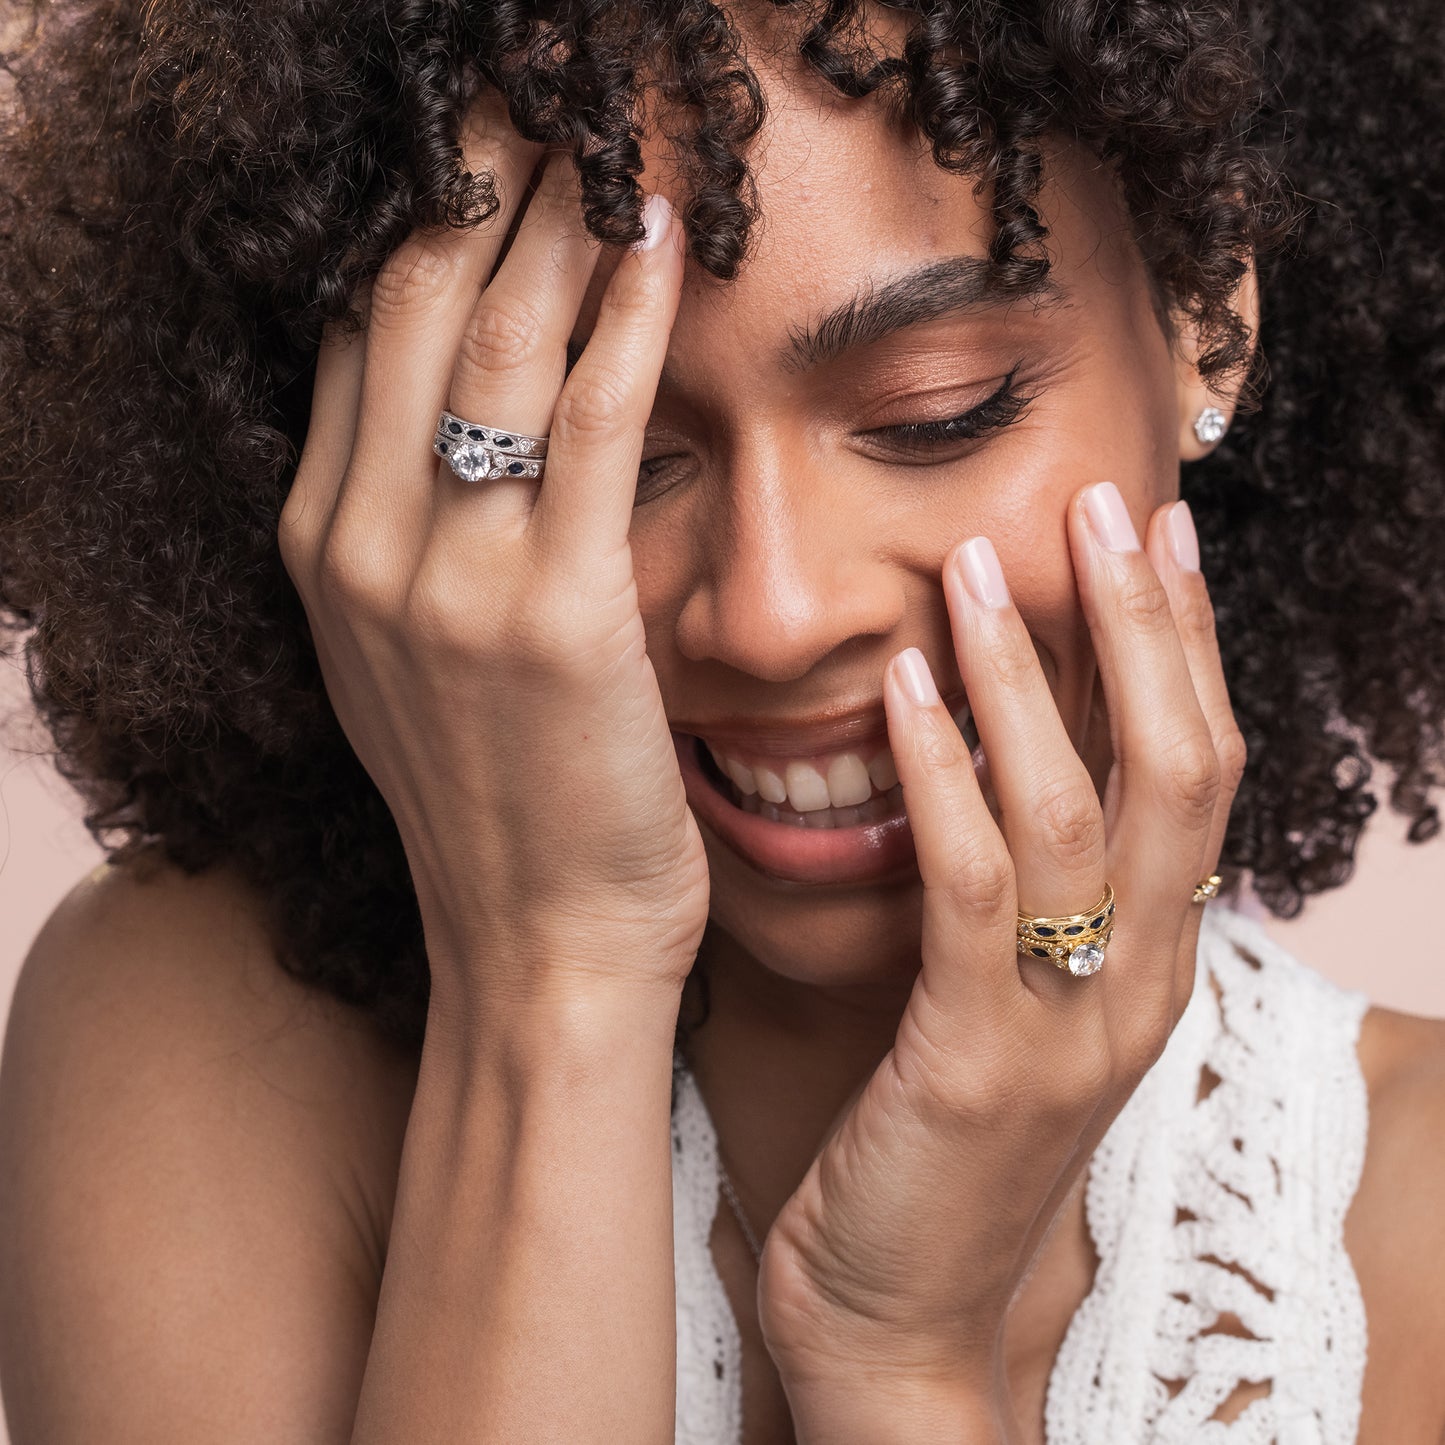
[[0, 0, 1442, 1438]]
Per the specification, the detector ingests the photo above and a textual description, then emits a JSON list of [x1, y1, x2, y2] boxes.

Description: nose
[[672, 443, 908, 683]]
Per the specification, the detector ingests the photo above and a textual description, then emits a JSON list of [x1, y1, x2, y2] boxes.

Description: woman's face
[[572, 51, 1241, 997]]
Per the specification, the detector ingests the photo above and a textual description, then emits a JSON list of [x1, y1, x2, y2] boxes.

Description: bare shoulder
[[1349, 1001, 1445, 1441], [0, 854, 419, 1443]]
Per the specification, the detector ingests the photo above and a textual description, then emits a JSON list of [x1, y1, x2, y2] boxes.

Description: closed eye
[[865, 363, 1037, 453]]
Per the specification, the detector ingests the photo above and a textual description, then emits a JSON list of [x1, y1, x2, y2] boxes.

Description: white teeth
[[739, 782, 905, 829], [722, 756, 759, 796], [753, 761, 789, 805], [826, 752, 873, 807], [866, 748, 898, 792], [784, 760, 833, 813], [702, 700, 972, 814]]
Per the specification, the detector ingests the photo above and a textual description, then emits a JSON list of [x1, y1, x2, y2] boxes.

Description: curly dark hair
[[1, 0, 1441, 1056]]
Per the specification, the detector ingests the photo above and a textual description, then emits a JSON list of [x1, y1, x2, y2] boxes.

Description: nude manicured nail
[[1082, 481, 1141, 553], [955, 536, 1010, 609], [894, 647, 940, 707], [1164, 499, 1201, 572], [638, 193, 673, 251]]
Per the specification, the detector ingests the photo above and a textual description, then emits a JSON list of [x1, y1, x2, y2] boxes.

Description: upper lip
[[673, 684, 969, 759]]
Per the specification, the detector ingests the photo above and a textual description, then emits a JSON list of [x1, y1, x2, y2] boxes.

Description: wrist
[[783, 1363, 1014, 1445], [423, 947, 685, 1070], [421, 919, 690, 1046]]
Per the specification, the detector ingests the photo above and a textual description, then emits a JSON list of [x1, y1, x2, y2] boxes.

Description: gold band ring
[[1016, 882, 1115, 978]]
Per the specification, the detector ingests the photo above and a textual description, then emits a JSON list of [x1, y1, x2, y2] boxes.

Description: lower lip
[[674, 731, 922, 887]]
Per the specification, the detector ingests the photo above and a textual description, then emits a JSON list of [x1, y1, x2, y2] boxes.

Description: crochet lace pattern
[[670, 903, 1371, 1444]]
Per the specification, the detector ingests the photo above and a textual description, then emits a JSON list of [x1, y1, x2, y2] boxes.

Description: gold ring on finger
[[1192, 873, 1223, 903], [1016, 882, 1115, 978]]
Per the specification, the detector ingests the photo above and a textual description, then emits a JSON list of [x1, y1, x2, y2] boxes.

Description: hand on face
[[754, 487, 1246, 1402], [277, 102, 710, 1027]]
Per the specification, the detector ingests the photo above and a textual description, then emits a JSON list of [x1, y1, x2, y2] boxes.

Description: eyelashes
[[867, 363, 1037, 453], [635, 362, 1037, 504]]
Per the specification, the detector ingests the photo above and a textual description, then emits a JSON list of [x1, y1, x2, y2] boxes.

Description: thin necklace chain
[[716, 1148, 764, 1265], [679, 1044, 764, 1265]]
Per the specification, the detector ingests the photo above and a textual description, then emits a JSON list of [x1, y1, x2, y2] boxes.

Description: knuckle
[[939, 839, 1014, 916], [913, 713, 971, 776], [1113, 571, 1175, 635], [1172, 570, 1219, 641], [1215, 725, 1249, 794], [402, 564, 480, 656], [1114, 1010, 1173, 1082], [457, 297, 550, 378], [552, 367, 632, 442], [1032, 779, 1105, 868], [1157, 731, 1222, 824], [371, 235, 465, 318], [984, 633, 1042, 693], [276, 492, 319, 577], [316, 521, 395, 615]]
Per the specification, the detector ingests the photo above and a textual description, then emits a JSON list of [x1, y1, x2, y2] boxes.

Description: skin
[[4, 21, 1445, 1445]]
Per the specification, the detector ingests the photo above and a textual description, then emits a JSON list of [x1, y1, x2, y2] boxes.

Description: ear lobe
[[1172, 251, 1260, 461]]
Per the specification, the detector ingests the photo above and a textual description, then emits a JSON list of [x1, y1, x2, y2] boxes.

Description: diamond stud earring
[[1193, 406, 1229, 446]]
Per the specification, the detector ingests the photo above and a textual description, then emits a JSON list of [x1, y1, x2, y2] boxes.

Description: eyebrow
[[782, 254, 1068, 372]]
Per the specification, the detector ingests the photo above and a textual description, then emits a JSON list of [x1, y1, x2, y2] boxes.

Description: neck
[[678, 922, 915, 1239]]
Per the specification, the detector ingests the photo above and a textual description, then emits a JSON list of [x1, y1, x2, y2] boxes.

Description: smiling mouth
[[690, 707, 981, 832], [695, 737, 908, 828]]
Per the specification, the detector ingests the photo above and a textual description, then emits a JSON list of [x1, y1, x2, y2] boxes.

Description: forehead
[[573, 40, 1145, 374]]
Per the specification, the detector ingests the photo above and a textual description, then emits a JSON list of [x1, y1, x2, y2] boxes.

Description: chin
[[702, 850, 927, 992]]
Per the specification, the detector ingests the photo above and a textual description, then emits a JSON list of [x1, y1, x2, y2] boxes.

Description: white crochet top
[[669, 902, 1372, 1444]]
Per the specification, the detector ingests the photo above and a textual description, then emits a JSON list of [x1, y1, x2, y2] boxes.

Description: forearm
[[349, 976, 684, 1445]]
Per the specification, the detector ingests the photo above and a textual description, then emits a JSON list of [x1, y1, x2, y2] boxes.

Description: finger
[[281, 279, 371, 553], [432, 151, 604, 532], [1144, 499, 1248, 890], [340, 93, 543, 529], [1067, 481, 1218, 986], [942, 535, 1107, 948], [882, 645, 1021, 1023], [526, 192, 686, 565]]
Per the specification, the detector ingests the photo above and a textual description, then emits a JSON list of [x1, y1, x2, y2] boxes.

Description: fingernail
[[893, 647, 940, 707], [1164, 499, 1200, 572], [954, 536, 1010, 609], [1083, 481, 1141, 553], [636, 192, 673, 252]]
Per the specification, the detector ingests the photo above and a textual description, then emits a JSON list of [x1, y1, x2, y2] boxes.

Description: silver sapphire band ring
[[433, 410, 549, 483]]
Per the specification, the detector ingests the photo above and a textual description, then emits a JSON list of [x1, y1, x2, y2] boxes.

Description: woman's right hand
[[277, 96, 708, 1030]]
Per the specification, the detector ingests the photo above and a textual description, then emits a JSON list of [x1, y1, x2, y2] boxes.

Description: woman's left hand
[[757, 483, 1248, 1428]]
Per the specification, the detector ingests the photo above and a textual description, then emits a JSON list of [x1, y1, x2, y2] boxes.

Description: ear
[[1171, 250, 1260, 461]]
